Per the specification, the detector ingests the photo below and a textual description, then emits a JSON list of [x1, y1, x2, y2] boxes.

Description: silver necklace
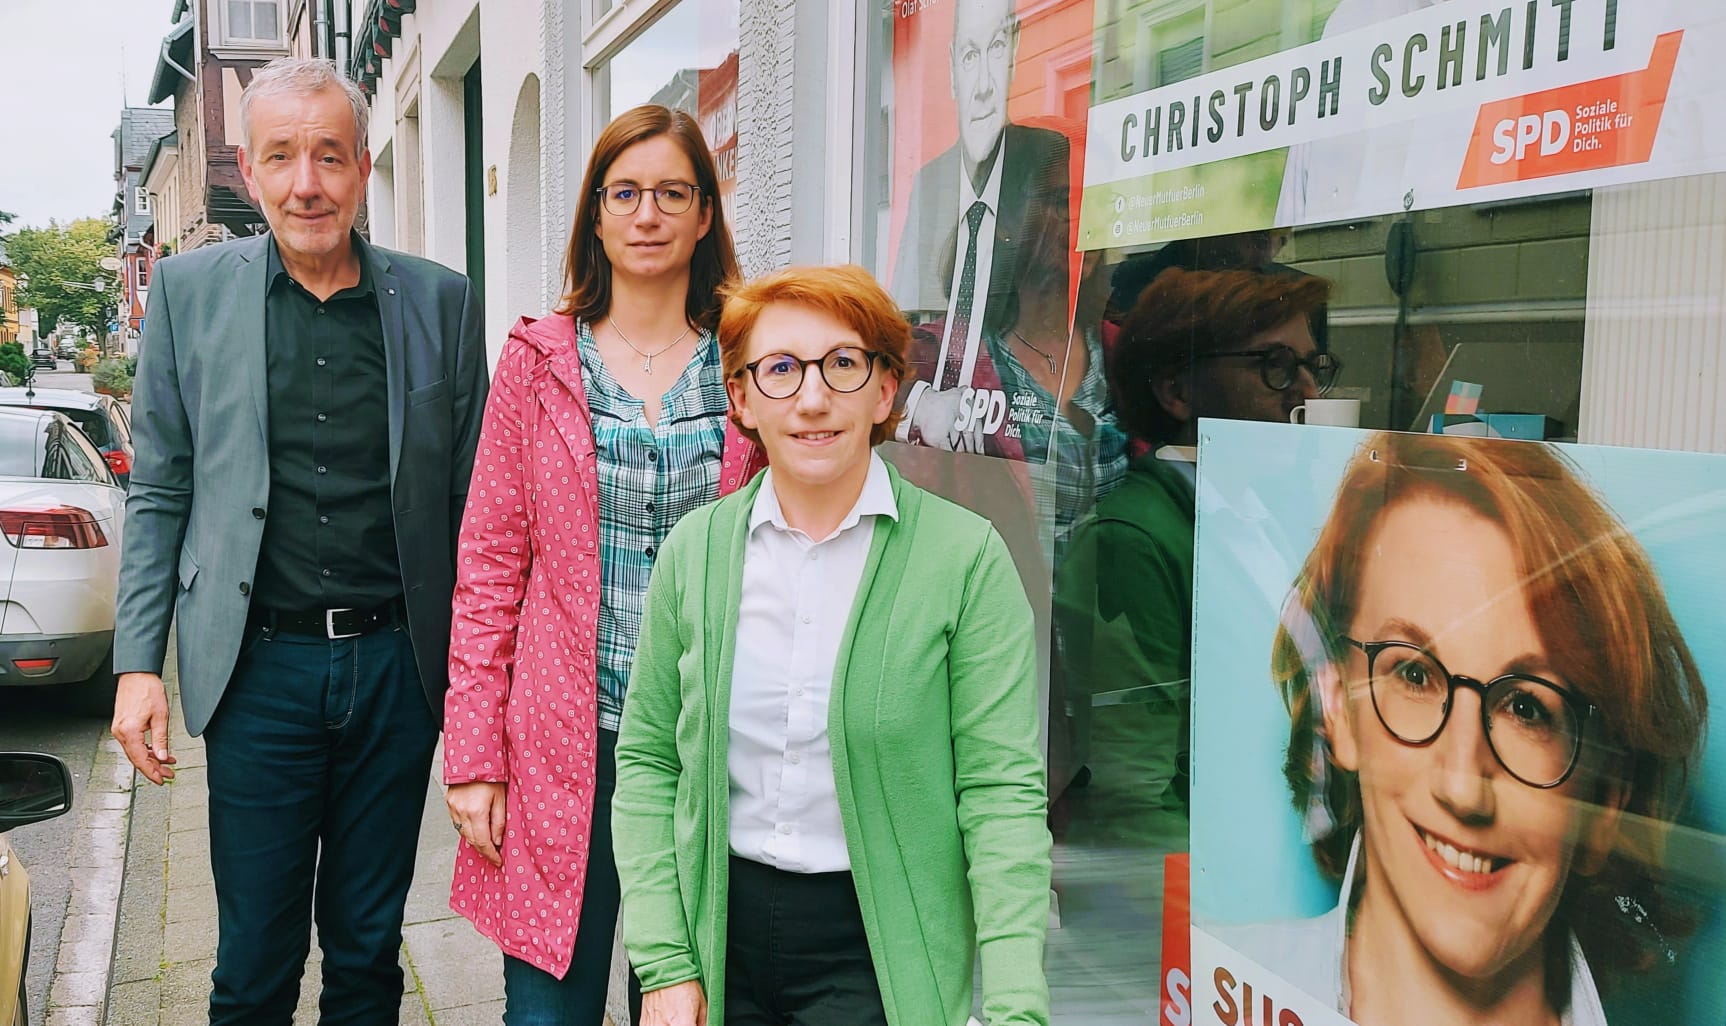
[[1011, 330, 1059, 376], [609, 316, 693, 375]]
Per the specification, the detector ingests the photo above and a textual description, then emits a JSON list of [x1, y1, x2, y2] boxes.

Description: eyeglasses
[[1339, 637, 1598, 789], [595, 181, 700, 217], [1199, 345, 1341, 393], [738, 347, 882, 400]]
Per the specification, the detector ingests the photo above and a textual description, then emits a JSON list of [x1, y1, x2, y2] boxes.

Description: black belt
[[251, 600, 402, 640]]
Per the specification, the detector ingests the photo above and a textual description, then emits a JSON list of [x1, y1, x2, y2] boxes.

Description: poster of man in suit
[[887, 0, 1092, 461]]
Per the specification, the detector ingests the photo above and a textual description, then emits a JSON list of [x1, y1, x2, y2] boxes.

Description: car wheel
[[68, 658, 120, 721]]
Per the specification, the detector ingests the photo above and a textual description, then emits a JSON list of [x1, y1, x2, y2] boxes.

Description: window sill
[[208, 44, 292, 60]]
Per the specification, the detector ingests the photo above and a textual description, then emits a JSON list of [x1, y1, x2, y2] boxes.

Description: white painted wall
[[363, 0, 547, 363]]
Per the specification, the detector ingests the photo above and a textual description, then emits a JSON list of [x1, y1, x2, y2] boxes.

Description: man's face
[[238, 86, 371, 263], [950, 0, 1017, 172]]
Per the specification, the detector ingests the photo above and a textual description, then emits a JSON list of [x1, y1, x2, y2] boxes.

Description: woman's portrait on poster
[[1231, 431, 1709, 1026]]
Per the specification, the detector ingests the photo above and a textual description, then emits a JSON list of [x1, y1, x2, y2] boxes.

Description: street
[[1, 689, 108, 1020], [28, 364, 96, 394], [3, 363, 126, 1021]]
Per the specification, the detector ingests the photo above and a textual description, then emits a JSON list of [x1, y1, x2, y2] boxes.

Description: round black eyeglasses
[[1199, 345, 1342, 393], [596, 182, 700, 217], [737, 348, 882, 400], [1339, 637, 1598, 789]]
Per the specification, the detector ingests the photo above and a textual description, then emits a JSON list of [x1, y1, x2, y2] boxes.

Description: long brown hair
[[1274, 431, 1707, 986], [554, 104, 740, 331]]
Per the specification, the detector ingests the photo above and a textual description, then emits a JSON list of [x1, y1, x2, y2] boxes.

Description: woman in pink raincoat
[[442, 104, 764, 1026]]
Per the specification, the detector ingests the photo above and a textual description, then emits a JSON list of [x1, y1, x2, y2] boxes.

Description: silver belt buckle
[[326, 608, 363, 640]]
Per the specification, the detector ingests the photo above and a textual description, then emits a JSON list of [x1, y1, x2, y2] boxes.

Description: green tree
[[0, 209, 17, 226], [8, 218, 119, 341], [0, 341, 27, 382]]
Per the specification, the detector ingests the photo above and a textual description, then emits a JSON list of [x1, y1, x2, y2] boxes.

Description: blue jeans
[[203, 619, 437, 1026], [501, 728, 642, 1026]]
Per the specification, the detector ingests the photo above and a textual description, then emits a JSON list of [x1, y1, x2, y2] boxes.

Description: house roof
[[141, 130, 180, 185], [148, 15, 195, 106], [117, 108, 177, 170]]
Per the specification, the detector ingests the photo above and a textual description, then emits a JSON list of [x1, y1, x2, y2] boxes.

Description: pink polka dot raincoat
[[442, 311, 764, 977]]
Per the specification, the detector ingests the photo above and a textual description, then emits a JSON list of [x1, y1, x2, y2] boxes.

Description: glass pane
[[63, 409, 110, 448], [862, 4, 1146, 1023], [873, 0, 1726, 1020], [226, 0, 252, 41], [599, 0, 740, 230], [57, 419, 107, 482], [256, 1, 280, 42], [0, 419, 44, 476]]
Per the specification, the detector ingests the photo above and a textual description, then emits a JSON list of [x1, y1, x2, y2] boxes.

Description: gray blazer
[[114, 232, 489, 736]]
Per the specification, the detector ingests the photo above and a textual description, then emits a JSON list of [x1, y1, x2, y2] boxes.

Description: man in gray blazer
[[110, 57, 488, 1025]]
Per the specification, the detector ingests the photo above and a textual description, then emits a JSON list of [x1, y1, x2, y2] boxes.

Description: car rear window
[[0, 417, 46, 476], [61, 408, 112, 447]]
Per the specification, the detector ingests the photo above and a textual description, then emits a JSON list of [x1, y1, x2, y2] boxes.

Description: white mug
[[1289, 397, 1361, 428]]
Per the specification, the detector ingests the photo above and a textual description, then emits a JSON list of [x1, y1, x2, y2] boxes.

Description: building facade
[[0, 240, 17, 346], [146, 0, 292, 253], [112, 107, 177, 353], [331, 1, 1726, 1022]]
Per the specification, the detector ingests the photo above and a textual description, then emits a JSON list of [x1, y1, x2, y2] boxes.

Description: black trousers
[[724, 855, 889, 1026], [203, 621, 436, 1026]]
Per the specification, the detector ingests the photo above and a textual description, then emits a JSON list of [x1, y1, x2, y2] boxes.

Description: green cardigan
[[613, 463, 1052, 1026]]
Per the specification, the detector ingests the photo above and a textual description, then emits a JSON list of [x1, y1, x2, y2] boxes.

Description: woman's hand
[[445, 781, 507, 867], [639, 980, 707, 1026]]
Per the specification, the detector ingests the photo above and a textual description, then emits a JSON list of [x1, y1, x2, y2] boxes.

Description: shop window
[[858, 3, 1726, 1025], [591, 0, 740, 229]]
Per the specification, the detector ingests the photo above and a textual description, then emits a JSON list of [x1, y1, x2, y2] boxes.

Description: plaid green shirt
[[576, 321, 728, 732]]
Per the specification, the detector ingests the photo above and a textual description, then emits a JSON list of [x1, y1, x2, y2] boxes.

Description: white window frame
[[576, 0, 860, 265], [218, 0, 287, 50], [1135, 0, 1211, 92], [579, 0, 685, 156], [135, 187, 151, 216]]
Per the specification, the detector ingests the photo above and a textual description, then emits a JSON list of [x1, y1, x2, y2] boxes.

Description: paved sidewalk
[[106, 655, 507, 1025]]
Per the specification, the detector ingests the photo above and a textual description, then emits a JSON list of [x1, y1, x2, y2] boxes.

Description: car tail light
[[0, 506, 108, 549], [104, 449, 132, 477]]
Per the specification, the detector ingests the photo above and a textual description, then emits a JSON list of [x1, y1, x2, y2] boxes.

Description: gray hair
[[239, 57, 371, 159]]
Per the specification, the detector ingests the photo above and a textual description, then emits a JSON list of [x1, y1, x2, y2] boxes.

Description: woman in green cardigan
[[614, 264, 1052, 1026]]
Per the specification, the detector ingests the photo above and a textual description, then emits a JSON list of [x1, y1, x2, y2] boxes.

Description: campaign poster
[[1188, 421, 1726, 1026], [1080, 0, 1726, 249], [886, 0, 1095, 462]]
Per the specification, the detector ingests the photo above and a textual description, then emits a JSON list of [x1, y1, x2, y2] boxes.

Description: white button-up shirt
[[727, 453, 898, 873]]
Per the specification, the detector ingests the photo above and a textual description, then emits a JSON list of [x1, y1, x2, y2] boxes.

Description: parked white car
[[0, 407, 125, 713]]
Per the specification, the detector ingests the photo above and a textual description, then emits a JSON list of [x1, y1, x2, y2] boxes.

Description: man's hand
[[640, 980, 707, 1026], [112, 672, 176, 784], [908, 385, 969, 450], [446, 781, 507, 867]]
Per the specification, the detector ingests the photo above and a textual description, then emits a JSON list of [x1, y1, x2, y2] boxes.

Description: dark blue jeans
[[203, 620, 437, 1026], [501, 728, 642, 1026]]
